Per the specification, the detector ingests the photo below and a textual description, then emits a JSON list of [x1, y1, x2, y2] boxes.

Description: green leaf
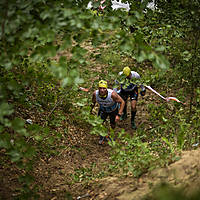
[[7, 80, 19, 91], [18, 174, 34, 185], [74, 77, 84, 84], [127, 16, 137, 26], [0, 138, 10, 149], [12, 118, 24, 130], [155, 46, 165, 52], [59, 56, 67, 65], [137, 50, 147, 62], [0, 102, 14, 120], [24, 146, 36, 158], [154, 54, 169, 70], [7, 149, 22, 162], [40, 10, 51, 20], [0, 125, 4, 133], [120, 39, 133, 52], [34, 135, 43, 141], [63, 8, 74, 17], [62, 77, 72, 87], [12, 118, 29, 136], [69, 69, 78, 77]]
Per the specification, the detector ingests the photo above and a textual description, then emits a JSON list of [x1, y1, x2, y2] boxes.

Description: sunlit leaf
[[7, 150, 22, 162]]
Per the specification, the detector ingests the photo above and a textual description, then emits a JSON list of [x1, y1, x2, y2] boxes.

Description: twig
[[1, 0, 8, 55], [77, 193, 90, 199], [46, 98, 64, 121]]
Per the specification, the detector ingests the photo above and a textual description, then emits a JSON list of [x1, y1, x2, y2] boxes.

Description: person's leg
[[130, 100, 137, 129], [130, 88, 138, 129], [119, 91, 128, 120], [107, 109, 118, 142], [109, 108, 118, 129], [121, 102, 127, 120], [98, 110, 108, 144]]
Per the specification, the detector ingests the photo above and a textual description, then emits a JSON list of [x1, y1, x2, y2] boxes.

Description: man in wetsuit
[[91, 80, 125, 144], [115, 67, 146, 129]]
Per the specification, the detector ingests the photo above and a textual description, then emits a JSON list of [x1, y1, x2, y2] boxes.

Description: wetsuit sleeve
[[140, 85, 146, 96], [90, 91, 96, 113], [113, 74, 122, 93], [131, 71, 141, 79], [131, 72, 146, 96]]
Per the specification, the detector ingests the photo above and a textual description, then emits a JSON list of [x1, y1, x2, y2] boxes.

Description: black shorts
[[98, 108, 118, 126], [119, 87, 138, 101]]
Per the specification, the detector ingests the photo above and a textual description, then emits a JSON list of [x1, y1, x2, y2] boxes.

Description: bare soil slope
[[33, 132, 200, 200], [1, 45, 199, 200], [32, 91, 200, 200], [1, 89, 199, 200]]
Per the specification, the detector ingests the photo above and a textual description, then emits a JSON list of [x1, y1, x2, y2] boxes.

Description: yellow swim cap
[[98, 80, 108, 88], [123, 66, 131, 76]]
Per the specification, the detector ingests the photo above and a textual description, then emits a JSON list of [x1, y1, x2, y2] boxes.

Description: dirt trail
[[32, 93, 200, 200], [93, 93, 200, 200], [2, 45, 199, 200], [30, 88, 200, 200], [33, 139, 200, 200], [37, 46, 200, 199], [118, 148, 200, 199], [77, 148, 200, 200]]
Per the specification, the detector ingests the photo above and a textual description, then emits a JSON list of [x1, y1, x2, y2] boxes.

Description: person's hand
[[140, 90, 146, 96], [90, 109, 94, 115], [115, 115, 120, 122]]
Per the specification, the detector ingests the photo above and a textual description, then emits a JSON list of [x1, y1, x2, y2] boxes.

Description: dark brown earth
[[1, 45, 199, 200], [33, 110, 200, 200], [1, 88, 200, 200], [33, 92, 200, 199]]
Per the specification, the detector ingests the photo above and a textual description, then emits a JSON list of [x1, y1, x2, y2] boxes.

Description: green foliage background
[[0, 0, 200, 199]]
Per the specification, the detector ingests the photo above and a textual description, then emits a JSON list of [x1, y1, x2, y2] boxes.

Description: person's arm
[[114, 72, 125, 93], [113, 79, 121, 93], [90, 91, 96, 114], [132, 71, 146, 96], [131, 71, 141, 79], [140, 85, 146, 96], [111, 91, 125, 122]]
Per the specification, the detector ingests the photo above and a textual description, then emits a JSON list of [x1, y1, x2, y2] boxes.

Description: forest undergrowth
[[1, 41, 200, 200], [1, 1, 200, 199]]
